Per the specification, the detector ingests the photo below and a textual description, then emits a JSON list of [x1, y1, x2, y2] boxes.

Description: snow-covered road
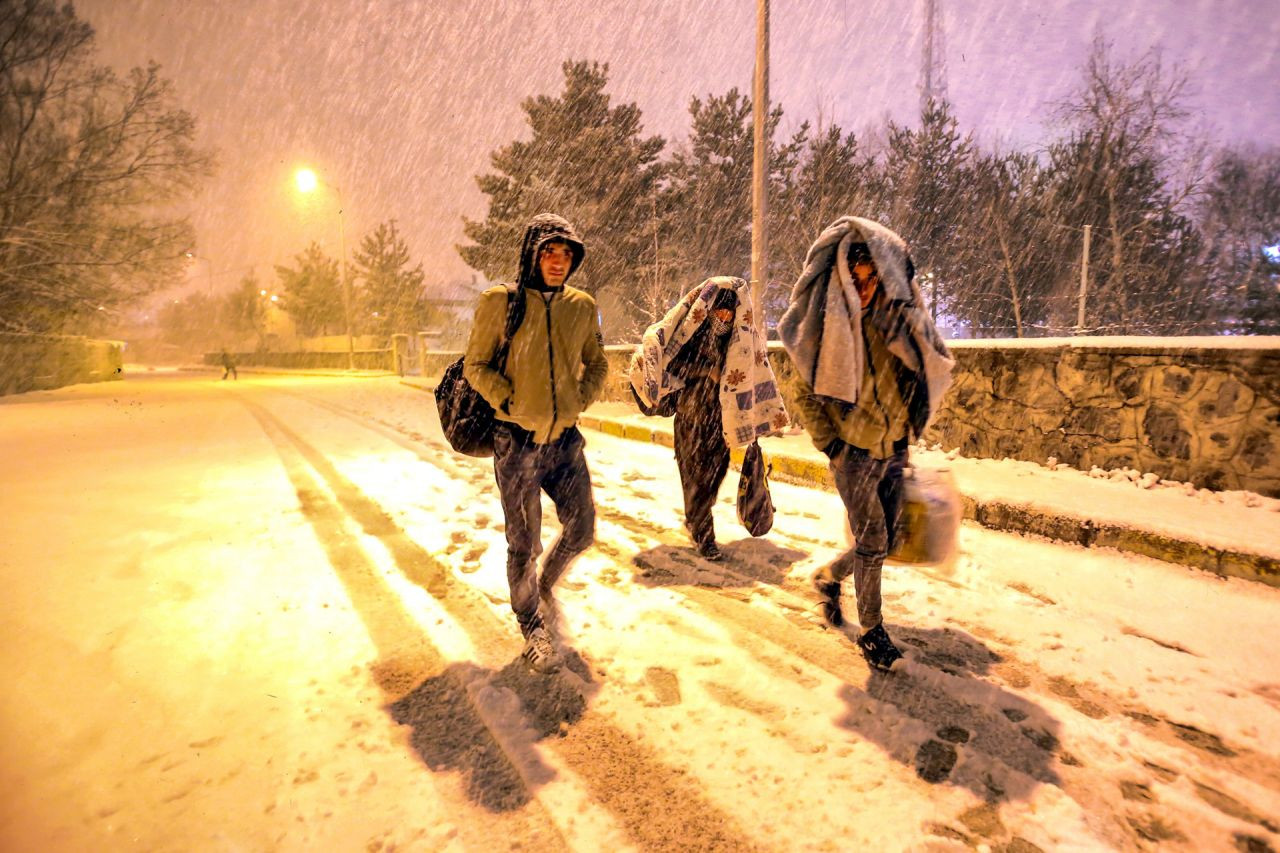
[[2, 373, 1278, 852]]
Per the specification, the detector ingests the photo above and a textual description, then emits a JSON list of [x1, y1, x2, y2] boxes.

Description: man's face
[[851, 257, 878, 308], [538, 241, 573, 287]]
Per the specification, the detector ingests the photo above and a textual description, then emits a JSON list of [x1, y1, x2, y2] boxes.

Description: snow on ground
[[2, 373, 1278, 852]]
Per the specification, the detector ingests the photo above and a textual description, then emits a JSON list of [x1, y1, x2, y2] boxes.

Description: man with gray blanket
[[778, 217, 954, 672]]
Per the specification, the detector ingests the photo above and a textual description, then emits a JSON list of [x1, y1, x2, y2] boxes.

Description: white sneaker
[[521, 627, 562, 673]]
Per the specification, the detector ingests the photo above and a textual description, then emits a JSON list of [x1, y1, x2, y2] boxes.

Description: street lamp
[[294, 166, 354, 370]]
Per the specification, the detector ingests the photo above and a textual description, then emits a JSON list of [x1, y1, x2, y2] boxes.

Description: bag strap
[[493, 284, 526, 372]]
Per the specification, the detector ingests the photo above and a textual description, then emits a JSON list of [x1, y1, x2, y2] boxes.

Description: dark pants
[[493, 423, 596, 636], [817, 441, 907, 631], [222, 365, 237, 380], [674, 392, 730, 548]]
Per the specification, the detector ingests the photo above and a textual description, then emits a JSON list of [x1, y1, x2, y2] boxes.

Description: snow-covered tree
[[274, 243, 343, 337], [0, 0, 213, 334], [352, 220, 425, 337], [459, 60, 665, 297]]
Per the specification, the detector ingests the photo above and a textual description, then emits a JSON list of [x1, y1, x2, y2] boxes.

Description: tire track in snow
[[241, 398, 570, 849], [246, 390, 769, 852]]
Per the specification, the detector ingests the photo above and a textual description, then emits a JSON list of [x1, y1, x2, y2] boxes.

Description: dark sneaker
[[858, 623, 903, 672], [696, 541, 725, 562], [811, 573, 844, 628], [521, 627, 562, 673]]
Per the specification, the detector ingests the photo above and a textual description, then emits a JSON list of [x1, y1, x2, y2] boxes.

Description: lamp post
[[184, 252, 215, 298], [295, 167, 354, 370]]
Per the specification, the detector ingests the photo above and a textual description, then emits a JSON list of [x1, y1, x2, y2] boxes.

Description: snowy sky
[[74, 0, 1280, 302]]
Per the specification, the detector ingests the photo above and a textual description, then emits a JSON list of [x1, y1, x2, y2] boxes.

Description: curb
[[577, 414, 1277, 587]]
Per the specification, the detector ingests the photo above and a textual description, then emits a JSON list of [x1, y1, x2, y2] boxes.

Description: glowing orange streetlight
[[294, 166, 353, 370]]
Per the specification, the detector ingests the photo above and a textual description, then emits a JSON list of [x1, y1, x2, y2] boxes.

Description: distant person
[[778, 217, 954, 672], [463, 213, 608, 673], [220, 349, 237, 381], [629, 277, 788, 560]]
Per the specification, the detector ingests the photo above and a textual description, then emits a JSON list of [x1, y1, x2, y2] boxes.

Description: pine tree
[[352, 220, 426, 336], [956, 151, 1060, 337], [882, 98, 977, 324], [1197, 146, 1280, 334], [772, 124, 881, 282], [459, 60, 665, 297], [660, 88, 806, 325], [274, 243, 343, 336]]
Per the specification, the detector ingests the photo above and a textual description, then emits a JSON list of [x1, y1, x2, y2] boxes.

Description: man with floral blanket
[[630, 277, 789, 560]]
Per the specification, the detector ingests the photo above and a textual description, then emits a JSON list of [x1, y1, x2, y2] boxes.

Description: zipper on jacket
[[545, 292, 558, 438]]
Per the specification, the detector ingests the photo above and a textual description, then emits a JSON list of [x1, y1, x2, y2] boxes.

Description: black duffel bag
[[435, 285, 525, 457]]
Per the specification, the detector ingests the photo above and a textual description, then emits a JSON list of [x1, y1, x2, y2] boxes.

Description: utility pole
[[920, 0, 948, 114], [750, 0, 769, 335], [652, 188, 661, 322], [1076, 224, 1092, 335]]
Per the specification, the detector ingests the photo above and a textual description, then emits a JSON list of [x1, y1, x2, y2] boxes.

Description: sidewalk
[[406, 377, 1279, 586]]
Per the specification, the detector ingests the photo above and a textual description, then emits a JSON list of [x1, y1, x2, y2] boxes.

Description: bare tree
[[1047, 38, 1208, 333], [0, 0, 213, 333]]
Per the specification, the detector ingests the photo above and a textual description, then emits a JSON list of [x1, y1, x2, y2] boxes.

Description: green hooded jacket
[[463, 214, 609, 444]]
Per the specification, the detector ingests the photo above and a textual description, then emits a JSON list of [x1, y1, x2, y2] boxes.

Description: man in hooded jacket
[[463, 213, 609, 673], [779, 216, 954, 672]]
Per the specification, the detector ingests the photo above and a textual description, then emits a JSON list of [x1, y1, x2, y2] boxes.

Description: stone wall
[[930, 338, 1280, 497], [0, 333, 124, 395], [596, 338, 1280, 497]]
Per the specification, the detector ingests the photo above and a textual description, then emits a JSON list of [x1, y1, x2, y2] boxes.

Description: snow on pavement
[[1, 373, 1278, 852]]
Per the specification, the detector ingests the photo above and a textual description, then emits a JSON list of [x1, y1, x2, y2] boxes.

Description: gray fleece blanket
[[777, 216, 954, 428]]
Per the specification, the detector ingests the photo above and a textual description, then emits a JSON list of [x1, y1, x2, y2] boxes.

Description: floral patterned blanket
[[629, 276, 789, 447]]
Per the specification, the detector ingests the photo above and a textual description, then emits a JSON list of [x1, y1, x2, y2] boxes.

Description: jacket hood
[[517, 213, 586, 290]]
